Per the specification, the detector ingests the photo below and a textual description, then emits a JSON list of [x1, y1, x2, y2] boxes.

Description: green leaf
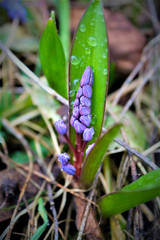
[[98, 169, 160, 217], [69, 0, 108, 145], [80, 124, 121, 186], [39, 13, 67, 99], [31, 198, 48, 240]]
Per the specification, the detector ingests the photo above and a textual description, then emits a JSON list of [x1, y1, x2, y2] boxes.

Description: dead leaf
[[72, 180, 103, 240]]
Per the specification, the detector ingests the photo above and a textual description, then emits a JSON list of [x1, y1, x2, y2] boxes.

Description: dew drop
[[103, 68, 108, 75], [72, 79, 79, 87], [87, 36, 97, 47], [90, 20, 94, 26], [91, 115, 97, 125], [85, 47, 91, 55], [80, 24, 86, 32], [80, 61, 84, 67], [71, 56, 81, 65], [69, 90, 76, 97], [101, 53, 107, 59], [70, 101, 75, 109]]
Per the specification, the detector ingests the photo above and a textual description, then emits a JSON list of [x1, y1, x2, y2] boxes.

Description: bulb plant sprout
[[38, 0, 160, 237]]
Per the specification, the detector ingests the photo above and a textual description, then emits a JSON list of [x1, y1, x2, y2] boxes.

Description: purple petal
[[58, 153, 70, 166], [83, 127, 94, 141], [73, 98, 79, 107], [80, 115, 91, 127], [80, 66, 92, 86], [70, 116, 76, 127], [86, 143, 95, 155], [73, 106, 79, 118], [80, 96, 91, 107], [79, 105, 91, 116], [82, 85, 92, 98], [54, 119, 67, 135], [74, 120, 86, 134], [76, 87, 82, 98], [61, 163, 76, 175]]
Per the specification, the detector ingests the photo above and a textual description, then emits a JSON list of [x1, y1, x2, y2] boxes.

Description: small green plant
[[39, 0, 160, 218]]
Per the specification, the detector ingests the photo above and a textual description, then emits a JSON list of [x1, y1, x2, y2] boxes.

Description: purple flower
[[73, 106, 79, 119], [0, 0, 27, 23], [58, 153, 70, 166], [80, 96, 91, 107], [86, 143, 95, 155], [54, 119, 67, 135], [82, 85, 92, 98], [70, 116, 76, 127], [83, 127, 94, 141], [80, 66, 92, 86], [74, 120, 86, 134], [73, 98, 79, 107], [79, 105, 91, 116], [80, 115, 91, 127], [61, 163, 76, 175], [76, 87, 82, 98]]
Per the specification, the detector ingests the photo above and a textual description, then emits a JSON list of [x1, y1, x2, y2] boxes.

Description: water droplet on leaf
[[71, 56, 81, 65], [80, 24, 86, 32], [85, 47, 91, 55], [103, 68, 108, 75], [101, 53, 107, 59], [87, 36, 97, 47]]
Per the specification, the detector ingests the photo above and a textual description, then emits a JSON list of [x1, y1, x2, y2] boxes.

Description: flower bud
[[80, 115, 91, 127], [80, 66, 92, 86], [83, 127, 94, 141], [86, 143, 95, 155], [73, 106, 79, 119], [54, 119, 67, 135], [79, 105, 91, 116], [82, 85, 92, 98], [73, 98, 79, 107], [57, 153, 70, 166], [80, 96, 91, 107], [70, 116, 76, 127], [61, 163, 76, 175], [76, 87, 82, 98], [74, 120, 86, 134]]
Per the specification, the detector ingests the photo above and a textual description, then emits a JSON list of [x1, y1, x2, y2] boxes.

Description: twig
[[0, 41, 68, 106], [147, 0, 160, 34], [114, 138, 159, 170], [76, 163, 102, 240], [120, 60, 160, 118], [112, 54, 149, 106]]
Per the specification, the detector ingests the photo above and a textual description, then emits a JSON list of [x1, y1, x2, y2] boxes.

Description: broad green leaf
[[39, 13, 67, 99], [105, 104, 147, 152], [80, 124, 121, 186], [98, 169, 160, 217], [69, 0, 108, 145], [31, 198, 48, 240]]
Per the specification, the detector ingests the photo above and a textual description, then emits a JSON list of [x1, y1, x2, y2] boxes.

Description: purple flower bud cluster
[[58, 153, 76, 175], [70, 66, 94, 141]]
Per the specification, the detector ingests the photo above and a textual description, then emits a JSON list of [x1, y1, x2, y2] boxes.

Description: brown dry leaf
[[71, 8, 146, 73], [0, 164, 43, 222], [72, 180, 103, 240]]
